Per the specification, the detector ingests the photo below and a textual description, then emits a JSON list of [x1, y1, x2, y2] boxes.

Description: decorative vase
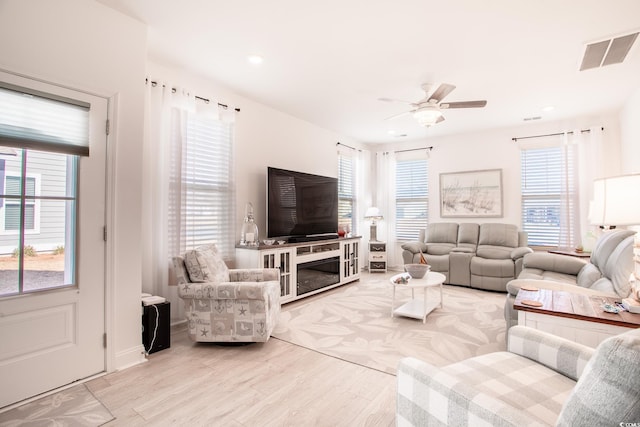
[[240, 202, 259, 246]]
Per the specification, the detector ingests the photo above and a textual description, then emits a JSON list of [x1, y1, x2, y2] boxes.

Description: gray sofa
[[504, 229, 635, 330], [401, 222, 532, 292], [397, 325, 640, 426]]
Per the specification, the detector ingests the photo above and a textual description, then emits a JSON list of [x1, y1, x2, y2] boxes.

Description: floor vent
[[580, 32, 639, 71]]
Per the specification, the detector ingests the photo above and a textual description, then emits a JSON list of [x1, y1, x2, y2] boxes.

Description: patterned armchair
[[397, 325, 640, 426], [172, 244, 281, 343]]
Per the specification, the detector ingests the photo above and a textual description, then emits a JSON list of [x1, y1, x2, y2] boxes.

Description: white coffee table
[[390, 271, 446, 323]]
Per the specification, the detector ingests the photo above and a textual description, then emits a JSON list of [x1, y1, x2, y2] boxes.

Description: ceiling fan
[[379, 83, 487, 127]]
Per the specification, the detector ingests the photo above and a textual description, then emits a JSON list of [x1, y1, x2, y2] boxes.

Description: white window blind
[[170, 110, 235, 258], [338, 153, 355, 234], [395, 158, 428, 240], [521, 145, 577, 247], [0, 84, 89, 156]]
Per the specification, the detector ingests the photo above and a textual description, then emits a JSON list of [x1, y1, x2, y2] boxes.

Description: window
[[168, 109, 234, 259], [338, 153, 356, 234], [395, 157, 428, 240], [521, 145, 577, 247], [0, 83, 86, 296]]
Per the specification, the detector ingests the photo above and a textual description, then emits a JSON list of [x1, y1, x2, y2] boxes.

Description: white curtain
[[558, 131, 580, 248], [376, 151, 397, 267], [141, 80, 195, 323], [576, 126, 606, 249]]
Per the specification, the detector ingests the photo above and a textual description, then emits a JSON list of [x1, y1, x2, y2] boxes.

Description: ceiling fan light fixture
[[413, 106, 442, 127]]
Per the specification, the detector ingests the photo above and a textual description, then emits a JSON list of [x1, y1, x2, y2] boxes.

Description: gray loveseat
[[504, 229, 636, 330], [401, 222, 532, 292]]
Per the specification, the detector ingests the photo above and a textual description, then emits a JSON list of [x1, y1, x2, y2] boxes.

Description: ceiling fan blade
[[428, 83, 456, 103], [440, 100, 487, 109], [384, 110, 411, 121], [378, 97, 412, 104]]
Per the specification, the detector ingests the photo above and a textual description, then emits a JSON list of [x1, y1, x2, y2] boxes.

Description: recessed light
[[542, 106, 555, 112], [247, 55, 264, 65]]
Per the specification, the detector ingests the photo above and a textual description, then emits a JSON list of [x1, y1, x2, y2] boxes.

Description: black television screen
[[267, 167, 338, 239]]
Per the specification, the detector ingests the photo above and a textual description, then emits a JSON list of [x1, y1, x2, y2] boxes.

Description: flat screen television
[[267, 167, 338, 240]]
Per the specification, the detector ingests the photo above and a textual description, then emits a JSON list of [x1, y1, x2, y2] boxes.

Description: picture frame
[[440, 169, 503, 218]]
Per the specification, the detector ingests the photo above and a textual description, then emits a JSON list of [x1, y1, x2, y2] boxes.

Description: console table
[[514, 288, 640, 347], [236, 236, 360, 304]]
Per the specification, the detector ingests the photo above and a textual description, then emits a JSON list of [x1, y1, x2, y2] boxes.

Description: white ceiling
[[97, 0, 640, 144]]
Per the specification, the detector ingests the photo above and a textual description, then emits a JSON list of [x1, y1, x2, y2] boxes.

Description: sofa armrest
[[400, 241, 427, 254], [228, 268, 279, 282], [178, 279, 279, 300], [397, 357, 542, 427], [522, 252, 587, 275], [511, 247, 533, 260], [507, 326, 593, 381]]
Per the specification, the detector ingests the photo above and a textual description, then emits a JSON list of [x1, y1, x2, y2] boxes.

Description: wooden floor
[[87, 324, 396, 426]]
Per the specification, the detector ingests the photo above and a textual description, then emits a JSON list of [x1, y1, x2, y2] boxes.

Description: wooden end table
[[514, 288, 640, 347], [390, 272, 445, 323]]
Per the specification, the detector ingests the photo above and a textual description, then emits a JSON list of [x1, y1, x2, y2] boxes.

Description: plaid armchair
[[173, 244, 281, 343], [397, 325, 640, 426]]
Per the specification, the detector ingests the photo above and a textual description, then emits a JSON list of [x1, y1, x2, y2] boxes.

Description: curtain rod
[[336, 142, 364, 152], [394, 146, 433, 154], [145, 79, 240, 112], [512, 127, 603, 142]]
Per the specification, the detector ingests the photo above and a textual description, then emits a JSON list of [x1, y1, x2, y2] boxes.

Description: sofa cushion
[[442, 351, 575, 426], [425, 243, 456, 256], [426, 222, 459, 244], [602, 235, 634, 297], [183, 244, 230, 283], [519, 269, 579, 285], [556, 328, 640, 426], [478, 223, 519, 248], [576, 263, 602, 287], [590, 230, 635, 270]]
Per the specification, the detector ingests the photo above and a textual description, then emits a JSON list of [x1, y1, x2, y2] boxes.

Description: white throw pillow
[[183, 244, 230, 283]]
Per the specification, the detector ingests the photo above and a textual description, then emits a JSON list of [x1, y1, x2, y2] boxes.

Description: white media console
[[236, 236, 361, 304]]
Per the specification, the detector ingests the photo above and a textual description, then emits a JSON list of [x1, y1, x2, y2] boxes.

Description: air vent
[[580, 32, 639, 71], [523, 116, 542, 122]]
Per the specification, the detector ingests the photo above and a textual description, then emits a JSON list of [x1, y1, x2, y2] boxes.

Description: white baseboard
[[114, 344, 147, 371]]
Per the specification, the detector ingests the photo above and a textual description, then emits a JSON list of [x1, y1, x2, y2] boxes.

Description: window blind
[[395, 158, 428, 240], [173, 111, 234, 258], [0, 84, 90, 156], [338, 153, 355, 233], [521, 146, 576, 247]]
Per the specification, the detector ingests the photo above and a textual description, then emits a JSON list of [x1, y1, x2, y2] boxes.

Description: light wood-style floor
[[88, 307, 396, 426]]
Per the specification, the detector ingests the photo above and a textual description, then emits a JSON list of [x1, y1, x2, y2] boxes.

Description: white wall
[[375, 114, 622, 266], [146, 62, 365, 247], [620, 87, 640, 174], [0, 0, 147, 370]]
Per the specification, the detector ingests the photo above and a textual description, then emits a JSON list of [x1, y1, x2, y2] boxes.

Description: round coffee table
[[390, 271, 446, 323]]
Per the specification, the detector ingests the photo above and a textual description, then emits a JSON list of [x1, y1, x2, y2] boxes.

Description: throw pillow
[[556, 328, 640, 426], [184, 244, 230, 283]]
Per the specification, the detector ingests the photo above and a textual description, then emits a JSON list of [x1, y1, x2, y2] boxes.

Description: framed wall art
[[440, 169, 503, 218]]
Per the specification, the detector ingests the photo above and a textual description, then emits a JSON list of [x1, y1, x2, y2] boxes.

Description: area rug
[[272, 275, 507, 374], [0, 384, 114, 427]]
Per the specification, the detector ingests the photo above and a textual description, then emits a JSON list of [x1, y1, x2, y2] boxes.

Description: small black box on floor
[[142, 301, 170, 354]]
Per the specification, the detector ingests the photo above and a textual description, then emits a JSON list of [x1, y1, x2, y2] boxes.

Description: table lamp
[[592, 174, 640, 312], [364, 207, 383, 242]]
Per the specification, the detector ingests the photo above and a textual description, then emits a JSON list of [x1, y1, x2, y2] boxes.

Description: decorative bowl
[[263, 239, 275, 245], [404, 263, 430, 279], [277, 240, 286, 245]]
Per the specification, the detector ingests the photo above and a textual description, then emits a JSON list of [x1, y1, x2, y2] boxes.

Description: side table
[[390, 272, 445, 323], [514, 288, 640, 347], [369, 241, 387, 272]]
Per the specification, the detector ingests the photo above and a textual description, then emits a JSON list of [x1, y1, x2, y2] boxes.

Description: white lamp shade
[[591, 174, 640, 226], [364, 207, 383, 220]]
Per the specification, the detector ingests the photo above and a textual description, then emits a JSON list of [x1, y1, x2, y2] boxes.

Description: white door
[[0, 72, 107, 408]]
